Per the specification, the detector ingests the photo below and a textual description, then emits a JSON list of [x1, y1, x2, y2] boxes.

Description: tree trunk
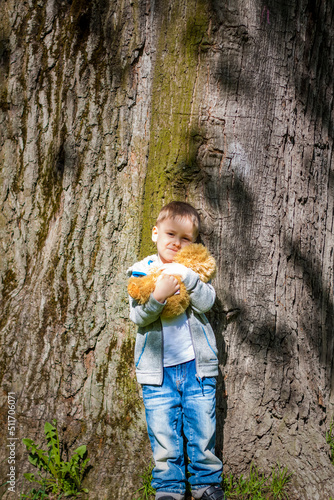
[[0, 0, 333, 499]]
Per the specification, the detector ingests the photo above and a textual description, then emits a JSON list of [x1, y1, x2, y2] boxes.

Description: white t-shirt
[[161, 312, 195, 367]]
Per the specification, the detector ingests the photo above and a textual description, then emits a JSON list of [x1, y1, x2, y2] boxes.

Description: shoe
[[156, 497, 180, 500], [201, 485, 226, 500], [156, 497, 179, 500]]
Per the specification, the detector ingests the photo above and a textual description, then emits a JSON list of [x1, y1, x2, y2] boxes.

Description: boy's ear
[[152, 226, 158, 242]]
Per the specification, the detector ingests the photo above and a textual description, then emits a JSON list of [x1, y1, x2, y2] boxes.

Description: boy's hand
[[153, 274, 180, 303]]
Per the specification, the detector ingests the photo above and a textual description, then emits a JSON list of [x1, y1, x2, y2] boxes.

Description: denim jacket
[[127, 254, 219, 385]]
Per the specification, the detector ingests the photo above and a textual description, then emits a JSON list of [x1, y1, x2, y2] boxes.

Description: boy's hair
[[156, 201, 201, 237]]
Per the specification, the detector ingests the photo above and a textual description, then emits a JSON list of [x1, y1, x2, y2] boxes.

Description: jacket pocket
[[134, 333, 148, 368], [201, 325, 218, 359]]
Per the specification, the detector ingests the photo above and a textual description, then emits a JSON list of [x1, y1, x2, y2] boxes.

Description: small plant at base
[[133, 460, 155, 500], [222, 462, 292, 499], [326, 417, 334, 465], [269, 463, 292, 500], [223, 463, 268, 500], [20, 419, 89, 499]]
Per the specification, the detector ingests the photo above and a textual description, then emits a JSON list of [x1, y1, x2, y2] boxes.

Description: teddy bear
[[128, 243, 216, 318]]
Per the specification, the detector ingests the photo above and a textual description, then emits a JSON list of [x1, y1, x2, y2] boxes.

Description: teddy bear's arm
[[128, 275, 156, 304]]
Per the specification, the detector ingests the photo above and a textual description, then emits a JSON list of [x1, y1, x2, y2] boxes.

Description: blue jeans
[[142, 359, 223, 495]]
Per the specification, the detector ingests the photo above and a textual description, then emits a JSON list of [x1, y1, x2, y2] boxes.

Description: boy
[[127, 201, 225, 500]]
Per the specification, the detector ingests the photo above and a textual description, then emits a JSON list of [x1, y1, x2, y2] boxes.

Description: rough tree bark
[[0, 0, 333, 499]]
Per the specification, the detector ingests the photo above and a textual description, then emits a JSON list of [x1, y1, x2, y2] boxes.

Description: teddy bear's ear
[[175, 243, 216, 282]]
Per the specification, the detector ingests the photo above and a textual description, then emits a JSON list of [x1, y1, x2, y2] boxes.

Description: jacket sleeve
[[129, 293, 166, 328], [182, 269, 216, 313]]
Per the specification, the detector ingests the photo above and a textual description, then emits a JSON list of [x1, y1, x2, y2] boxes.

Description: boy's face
[[152, 217, 196, 263]]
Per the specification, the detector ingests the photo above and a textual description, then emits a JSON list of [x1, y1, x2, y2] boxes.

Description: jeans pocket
[[201, 376, 217, 396], [203, 376, 216, 386]]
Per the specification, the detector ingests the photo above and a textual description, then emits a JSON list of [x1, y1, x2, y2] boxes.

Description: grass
[[326, 417, 334, 465], [223, 463, 292, 499], [134, 462, 292, 500], [133, 461, 156, 500]]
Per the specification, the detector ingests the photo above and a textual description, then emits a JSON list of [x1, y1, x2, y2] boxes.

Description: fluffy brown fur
[[128, 244, 216, 318]]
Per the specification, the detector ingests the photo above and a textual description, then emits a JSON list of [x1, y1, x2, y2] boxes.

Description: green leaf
[[60, 463, 71, 474], [73, 445, 86, 457], [22, 438, 35, 448], [23, 473, 37, 482], [44, 421, 61, 468], [28, 447, 57, 476], [44, 421, 56, 434]]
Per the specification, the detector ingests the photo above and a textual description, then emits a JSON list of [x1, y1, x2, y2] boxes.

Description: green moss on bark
[[115, 333, 141, 432], [140, 0, 210, 258]]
